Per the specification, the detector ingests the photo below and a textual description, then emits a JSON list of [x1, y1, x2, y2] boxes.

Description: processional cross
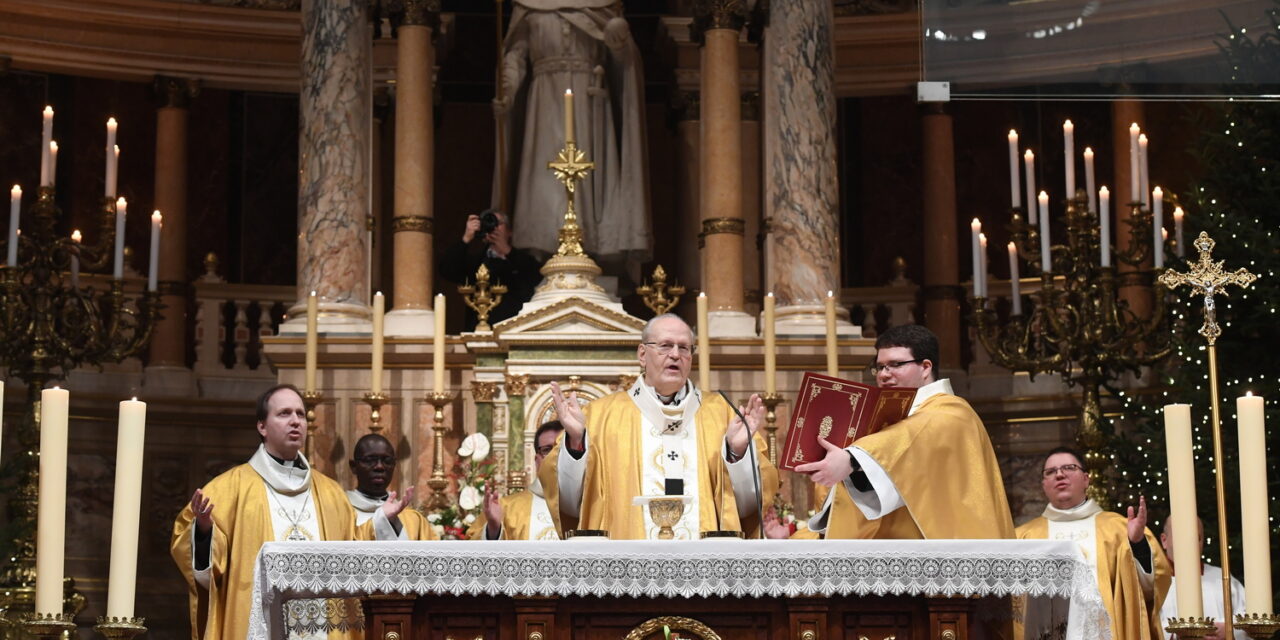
[[1156, 230, 1258, 639]]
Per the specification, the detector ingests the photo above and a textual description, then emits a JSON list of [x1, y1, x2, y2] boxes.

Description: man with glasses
[[540, 313, 778, 539], [1017, 446, 1170, 640], [470, 421, 564, 540], [799, 324, 1013, 539], [348, 433, 436, 540]]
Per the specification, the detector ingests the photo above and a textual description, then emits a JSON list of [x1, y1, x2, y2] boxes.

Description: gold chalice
[[633, 495, 692, 540]]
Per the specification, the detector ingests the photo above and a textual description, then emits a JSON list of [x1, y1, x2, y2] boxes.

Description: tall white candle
[[70, 230, 81, 288], [1083, 147, 1096, 212], [147, 211, 162, 292], [1237, 393, 1271, 614], [697, 292, 710, 392], [109, 146, 120, 197], [371, 291, 385, 394], [970, 218, 983, 298], [1139, 134, 1150, 208], [1173, 207, 1185, 258], [7, 185, 19, 267], [113, 197, 127, 279], [1007, 242, 1022, 315], [105, 398, 146, 619], [763, 293, 776, 395], [563, 89, 575, 146], [105, 118, 118, 198], [40, 106, 53, 187], [978, 233, 989, 307], [433, 293, 446, 392], [1023, 150, 1037, 226], [1152, 187, 1164, 268], [825, 290, 838, 377], [305, 291, 318, 393], [1163, 403, 1203, 620], [1007, 130, 1021, 208], [48, 142, 58, 187], [1038, 191, 1051, 272], [1062, 120, 1075, 197], [35, 387, 70, 616], [0, 380, 4, 461], [1099, 187, 1111, 267], [1129, 123, 1141, 204]]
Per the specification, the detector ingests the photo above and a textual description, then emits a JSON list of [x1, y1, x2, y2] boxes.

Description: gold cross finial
[[546, 141, 595, 257], [1157, 231, 1258, 344]]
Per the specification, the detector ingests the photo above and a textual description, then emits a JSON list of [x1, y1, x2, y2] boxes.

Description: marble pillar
[[386, 1, 439, 336], [286, 0, 373, 333], [1112, 99, 1151, 320], [762, 0, 857, 336], [741, 94, 762, 316], [920, 103, 962, 370], [673, 91, 702, 320], [144, 76, 201, 394], [695, 5, 755, 337]]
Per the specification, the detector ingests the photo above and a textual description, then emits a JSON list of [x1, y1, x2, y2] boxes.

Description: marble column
[[762, 0, 857, 336], [1112, 99, 1151, 320], [285, 0, 374, 332], [386, 0, 439, 336], [695, 4, 755, 337], [144, 76, 201, 394], [920, 103, 962, 370], [740, 93, 762, 316], [673, 90, 702, 319]]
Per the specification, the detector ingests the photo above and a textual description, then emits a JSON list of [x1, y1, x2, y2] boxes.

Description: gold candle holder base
[[301, 390, 323, 426], [425, 390, 457, 509], [760, 392, 783, 466], [94, 616, 147, 639], [23, 612, 75, 639], [362, 391, 390, 432], [1164, 617, 1217, 638], [1236, 613, 1280, 639]]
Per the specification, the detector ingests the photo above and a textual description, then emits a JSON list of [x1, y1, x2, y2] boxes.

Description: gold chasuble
[[825, 392, 1014, 539], [540, 389, 778, 539], [348, 491, 438, 540], [170, 461, 357, 640], [1018, 509, 1171, 640], [467, 487, 560, 540]]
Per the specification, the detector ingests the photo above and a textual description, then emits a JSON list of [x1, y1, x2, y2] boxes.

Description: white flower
[[458, 484, 482, 511], [431, 524, 444, 538], [458, 432, 491, 461], [427, 512, 441, 523], [463, 513, 476, 525]]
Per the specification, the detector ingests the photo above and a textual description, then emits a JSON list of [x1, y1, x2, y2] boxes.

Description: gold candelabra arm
[[637, 265, 685, 315], [459, 263, 507, 332]]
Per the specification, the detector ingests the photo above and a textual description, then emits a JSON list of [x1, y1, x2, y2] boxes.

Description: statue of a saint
[[493, 0, 652, 269]]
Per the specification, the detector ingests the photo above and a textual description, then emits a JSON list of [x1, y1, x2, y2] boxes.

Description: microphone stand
[[718, 390, 766, 539]]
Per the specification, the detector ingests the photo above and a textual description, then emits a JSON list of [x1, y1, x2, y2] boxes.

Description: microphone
[[717, 390, 766, 540]]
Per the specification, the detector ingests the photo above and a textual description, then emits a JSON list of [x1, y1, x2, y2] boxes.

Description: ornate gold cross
[[1157, 231, 1257, 345], [545, 141, 595, 258]]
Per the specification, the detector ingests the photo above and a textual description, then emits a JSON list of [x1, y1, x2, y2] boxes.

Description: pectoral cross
[[1157, 231, 1257, 345]]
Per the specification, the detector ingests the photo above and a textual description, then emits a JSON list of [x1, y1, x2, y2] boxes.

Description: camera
[[478, 210, 502, 238]]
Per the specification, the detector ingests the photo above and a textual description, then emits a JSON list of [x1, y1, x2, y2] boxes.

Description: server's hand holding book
[[778, 372, 916, 472]]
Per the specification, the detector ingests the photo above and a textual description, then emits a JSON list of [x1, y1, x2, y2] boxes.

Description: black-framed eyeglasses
[[866, 359, 923, 375], [1042, 463, 1084, 478], [535, 445, 555, 456], [354, 455, 395, 467], [642, 342, 695, 357]]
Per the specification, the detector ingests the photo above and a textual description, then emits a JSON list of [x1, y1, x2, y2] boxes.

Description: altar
[[248, 540, 1108, 640]]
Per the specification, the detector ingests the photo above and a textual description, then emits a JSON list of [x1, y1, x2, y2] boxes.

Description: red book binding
[[778, 372, 917, 471]]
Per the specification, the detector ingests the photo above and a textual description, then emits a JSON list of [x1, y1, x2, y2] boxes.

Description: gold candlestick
[[458, 263, 507, 333], [1164, 617, 1217, 638], [425, 391, 457, 509], [637, 264, 685, 315], [1159, 231, 1259, 640], [94, 616, 147, 640], [1235, 613, 1280, 639], [22, 612, 75, 639], [301, 390, 323, 461], [760, 392, 783, 466], [361, 391, 389, 433]]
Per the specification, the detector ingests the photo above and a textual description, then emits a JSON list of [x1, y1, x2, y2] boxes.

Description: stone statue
[[492, 0, 651, 270]]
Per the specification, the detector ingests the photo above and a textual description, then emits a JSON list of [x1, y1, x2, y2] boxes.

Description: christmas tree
[[1111, 1, 1280, 611]]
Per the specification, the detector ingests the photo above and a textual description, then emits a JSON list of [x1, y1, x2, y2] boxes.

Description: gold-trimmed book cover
[[778, 372, 916, 471]]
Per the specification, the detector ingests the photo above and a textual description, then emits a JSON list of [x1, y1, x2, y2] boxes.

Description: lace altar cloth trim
[[249, 539, 1109, 640]]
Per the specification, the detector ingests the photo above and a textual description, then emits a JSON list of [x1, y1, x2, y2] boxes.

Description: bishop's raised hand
[[549, 381, 585, 449], [725, 393, 764, 458]]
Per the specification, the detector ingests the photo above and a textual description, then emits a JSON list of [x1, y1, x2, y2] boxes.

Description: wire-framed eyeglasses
[[642, 342, 695, 357]]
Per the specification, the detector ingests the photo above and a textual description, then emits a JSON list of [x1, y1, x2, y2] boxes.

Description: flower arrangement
[[426, 432, 498, 540]]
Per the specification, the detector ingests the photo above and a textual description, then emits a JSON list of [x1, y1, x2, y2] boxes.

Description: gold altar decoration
[[646, 498, 687, 541], [637, 265, 685, 315], [20, 612, 75, 640], [425, 391, 458, 509], [361, 391, 389, 433], [760, 392, 783, 466], [1158, 231, 1257, 640], [1235, 613, 1280, 639], [1164, 617, 1218, 638], [972, 191, 1172, 503], [623, 616, 722, 640], [301, 390, 323, 460], [94, 616, 147, 640], [534, 138, 607, 297], [459, 263, 507, 332]]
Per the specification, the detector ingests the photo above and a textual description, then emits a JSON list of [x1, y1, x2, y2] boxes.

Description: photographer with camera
[[439, 209, 543, 330]]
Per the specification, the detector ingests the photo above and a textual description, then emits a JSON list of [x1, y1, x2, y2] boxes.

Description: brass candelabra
[[459, 263, 507, 332], [972, 194, 1172, 501], [425, 391, 457, 509], [637, 265, 685, 315], [0, 186, 161, 634]]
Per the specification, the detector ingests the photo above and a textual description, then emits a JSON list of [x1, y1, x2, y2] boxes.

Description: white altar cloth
[[248, 539, 1108, 640]]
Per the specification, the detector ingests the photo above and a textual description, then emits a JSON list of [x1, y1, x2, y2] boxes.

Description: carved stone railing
[[192, 256, 292, 377]]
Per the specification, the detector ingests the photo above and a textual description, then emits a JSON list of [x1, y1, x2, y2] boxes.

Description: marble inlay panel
[[298, 0, 370, 309], [763, 0, 840, 307]]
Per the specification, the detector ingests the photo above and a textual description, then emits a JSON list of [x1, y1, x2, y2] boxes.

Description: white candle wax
[[1063, 120, 1075, 197], [1007, 130, 1021, 208], [34, 387, 70, 615], [147, 211, 162, 292], [109, 146, 120, 197], [1152, 187, 1164, 268], [70, 230, 81, 288], [563, 89, 575, 146], [825, 290, 838, 377], [1164, 403, 1203, 619], [1083, 147, 1096, 212], [970, 218, 983, 298], [105, 398, 147, 619], [48, 142, 58, 187], [1129, 123, 1141, 203], [697, 292, 710, 392], [978, 233, 989, 307], [1038, 191, 1051, 272], [105, 118, 118, 198], [1008, 242, 1022, 315], [371, 291, 385, 394], [1173, 207, 1185, 258], [433, 293, 446, 392], [1023, 150, 1037, 226], [1139, 134, 1150, 208], [113, 198, 127, 279], [40, 106, 53, 187], [305, 291, 318, 393], [1237, 393, 1271, 614], [763, 293, 776, 395], [7, 185, 20, 267], [1099, 187, 1111, 267]]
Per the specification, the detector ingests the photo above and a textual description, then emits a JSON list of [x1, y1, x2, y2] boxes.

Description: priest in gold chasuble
[[348, 433, 437, 540], [539, 314, 778, 540], [799, 325, 1014, 539], [1017, 447, 1171, 640], [471, 421, 565, 540], [170, 385, 413, 640]]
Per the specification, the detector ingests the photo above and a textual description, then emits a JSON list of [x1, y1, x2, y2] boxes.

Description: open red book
[[778, 372, 917, 471]]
